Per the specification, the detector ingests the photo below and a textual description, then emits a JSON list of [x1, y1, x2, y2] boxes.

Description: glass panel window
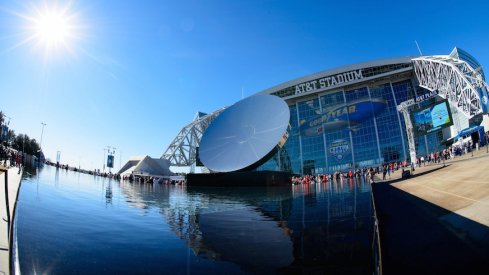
[[298, 98, 326, 175], [320, 91, 354, 173]]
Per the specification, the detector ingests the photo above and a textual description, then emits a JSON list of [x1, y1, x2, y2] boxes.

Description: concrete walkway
[[373, 149, 489, 274], [0, 165, 22, 275]]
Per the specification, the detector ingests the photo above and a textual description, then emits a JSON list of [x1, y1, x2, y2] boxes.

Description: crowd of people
[[291, 166, 384, 185], [291, 158, 426, 185], [121, 172, 185, 185], [46, 161, 186, 185], [0, 145, 24, 168], [415, 149, 451, 167], [45, 160, 122, 179], [381, 161, 412, 180], [45, 160, 186, 185], [291, 137, 489, 186]]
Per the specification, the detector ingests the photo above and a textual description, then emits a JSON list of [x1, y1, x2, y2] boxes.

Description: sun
[[16, 1, 81, 57], [34, 9, 71, 48]]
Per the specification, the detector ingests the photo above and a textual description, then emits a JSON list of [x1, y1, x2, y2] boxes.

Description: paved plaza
[[373, 149, 489, 274]]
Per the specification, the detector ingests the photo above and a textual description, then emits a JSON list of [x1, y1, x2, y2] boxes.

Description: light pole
[[40, 122, 46, 149], [39, 122, 46, 165], [56, 151, 61, 167], [22, 135, 26, 165], [102, 148, 107, 173]]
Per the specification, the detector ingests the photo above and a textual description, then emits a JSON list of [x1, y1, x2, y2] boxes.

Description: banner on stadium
[[107, 155, 114, 168], [299, 99, 387, 136], [478, 86, 489, 114]]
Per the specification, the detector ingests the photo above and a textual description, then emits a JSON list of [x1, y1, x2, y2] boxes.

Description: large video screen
[[411, 100, 453, 136]]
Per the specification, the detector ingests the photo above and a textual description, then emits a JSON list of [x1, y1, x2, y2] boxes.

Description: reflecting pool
[[15, 166, 376, 274]]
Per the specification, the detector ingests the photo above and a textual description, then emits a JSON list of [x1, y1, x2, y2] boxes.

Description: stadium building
[[163, 48, 489, 175]]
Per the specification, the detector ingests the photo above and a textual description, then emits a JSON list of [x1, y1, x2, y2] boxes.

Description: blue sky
[[1, 0, 488, 171]]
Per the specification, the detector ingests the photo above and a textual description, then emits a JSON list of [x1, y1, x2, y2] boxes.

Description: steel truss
[[412, 56, 489, 117], [398, 55, 489, 163], [397, 102, 417, 164], [162, 108, 225, 166]]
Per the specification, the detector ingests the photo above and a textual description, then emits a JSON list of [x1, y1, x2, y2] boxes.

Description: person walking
[[369, 167, 376, 183], [382, 164, 387, 180]]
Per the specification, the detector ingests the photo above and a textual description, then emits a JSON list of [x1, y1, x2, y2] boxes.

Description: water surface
[[16, 166, 375, 274]]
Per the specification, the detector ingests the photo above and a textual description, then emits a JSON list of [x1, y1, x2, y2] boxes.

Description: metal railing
[[371, 186, 383, 275], [1, 168, 11, 237], [1, 165, 22, 275]]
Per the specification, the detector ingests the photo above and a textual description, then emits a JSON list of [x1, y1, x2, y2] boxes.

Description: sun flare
[[18, 1, 81, 57]]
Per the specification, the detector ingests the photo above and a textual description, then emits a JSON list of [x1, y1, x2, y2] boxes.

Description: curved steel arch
[[412, 56, 489, 117], [162, 108, 226, 166]]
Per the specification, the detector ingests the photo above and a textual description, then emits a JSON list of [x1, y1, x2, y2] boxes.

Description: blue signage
[[478, 86, 489, 114], [329, 139, 350, 160], [0, 125, 7, 141], [107, 155, 114, 168]]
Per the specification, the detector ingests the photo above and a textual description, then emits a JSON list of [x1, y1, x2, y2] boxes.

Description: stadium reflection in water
[[16, 166, 376, 274]]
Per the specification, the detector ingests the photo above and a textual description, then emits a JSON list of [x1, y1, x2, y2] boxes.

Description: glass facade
[[321, 91, 353, 173], [259, 78, 420, 175], [449, 47, 485, 80], [297, 99, 326, 175], [345, 87, 380, 169]]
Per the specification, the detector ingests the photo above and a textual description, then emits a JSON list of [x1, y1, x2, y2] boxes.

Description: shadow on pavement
[[372, 166, 489, 275]]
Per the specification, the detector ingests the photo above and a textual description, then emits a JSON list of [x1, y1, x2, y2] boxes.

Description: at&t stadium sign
[[295, 69, 364, 95]]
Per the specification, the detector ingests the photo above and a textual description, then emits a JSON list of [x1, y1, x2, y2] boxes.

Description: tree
[[13, 134, 25, 152], [12, 134, 40, 155], [0, 113, 41, 156], [0, 111, 4, 142], [29, 138, 40, 155]]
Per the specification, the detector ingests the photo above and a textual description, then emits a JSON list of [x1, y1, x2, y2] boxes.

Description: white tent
[[118, 156, 173, 177]]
